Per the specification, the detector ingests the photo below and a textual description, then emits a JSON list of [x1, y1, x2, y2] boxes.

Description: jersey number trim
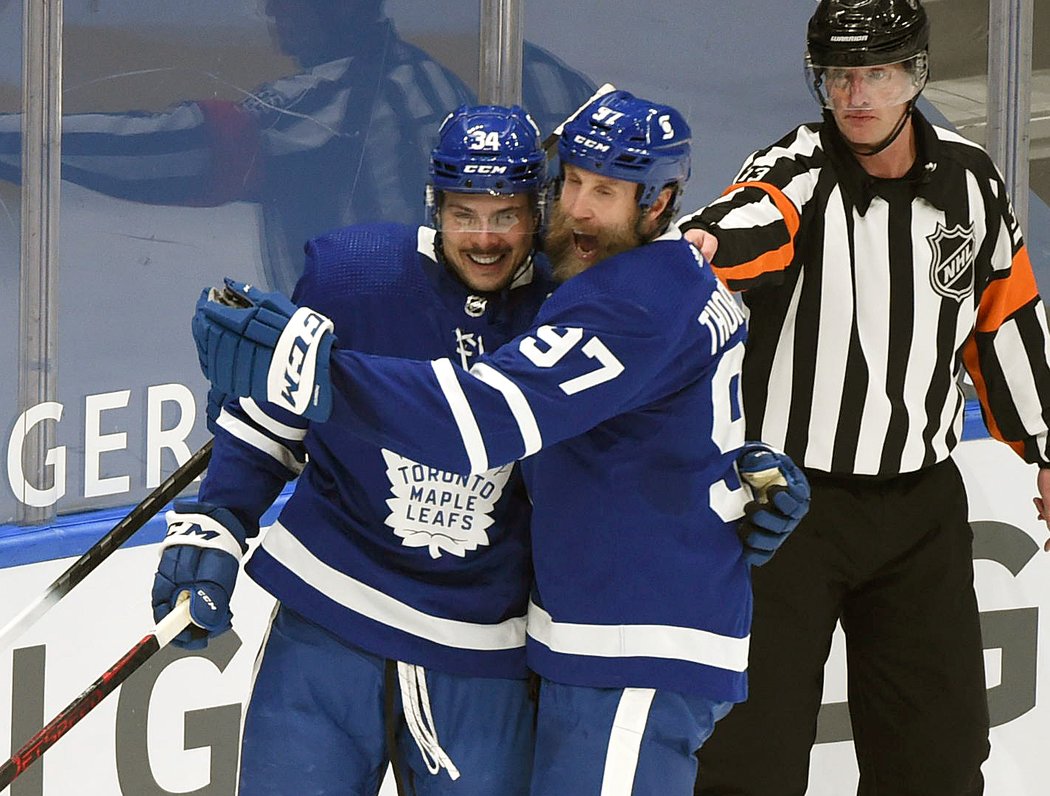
[[519, 325, 625, 395]]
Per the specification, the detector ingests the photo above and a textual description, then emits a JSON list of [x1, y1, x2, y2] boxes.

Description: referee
[[681, 1, 1050, 794]]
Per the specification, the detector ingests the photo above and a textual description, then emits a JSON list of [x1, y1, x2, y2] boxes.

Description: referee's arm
[[962, 239, 1050, 468], [679, 180, 805, 292]]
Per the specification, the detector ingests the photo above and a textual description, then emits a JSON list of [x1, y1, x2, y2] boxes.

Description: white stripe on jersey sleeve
[[469, 362, 543, 457], [240, 397, 308, 441], [526, 602, 749, 673], [709, 189, 784, 228], [216, 408, 305, 475], [996, 319, 1050, 438], [733, 125, 822, 179], [66, 104, 204, 136], [431, 358, 490, 474]]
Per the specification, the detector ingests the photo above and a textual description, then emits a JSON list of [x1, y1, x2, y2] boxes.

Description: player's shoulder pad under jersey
[[298, 222, 425, 304]]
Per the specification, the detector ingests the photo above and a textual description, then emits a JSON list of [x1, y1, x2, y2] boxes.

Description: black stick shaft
[[0, 439, 212, 650]]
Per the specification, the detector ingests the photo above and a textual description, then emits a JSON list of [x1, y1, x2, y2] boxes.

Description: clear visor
[[439, 206, 530, 234], [806, 52, 928, 110]]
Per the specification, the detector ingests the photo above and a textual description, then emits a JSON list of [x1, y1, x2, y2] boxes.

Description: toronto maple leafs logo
[[382, 450, 513, 559], [926, 221, 975, 302]]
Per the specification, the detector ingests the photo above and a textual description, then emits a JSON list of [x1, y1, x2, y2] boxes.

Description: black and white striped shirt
[[679, 111, 1050, 476]]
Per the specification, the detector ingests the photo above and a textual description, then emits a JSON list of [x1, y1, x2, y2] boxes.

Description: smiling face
[[438, 192, 536, 293], [545, 164, 670, 283]]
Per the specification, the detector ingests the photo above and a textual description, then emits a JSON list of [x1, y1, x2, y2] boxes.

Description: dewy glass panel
[[923, 0, 1050, 286], [524, 0, 816, 221], [4, 0, 484, 519], [0, 1, 23, 523], [1028, 0, 1050, 272]]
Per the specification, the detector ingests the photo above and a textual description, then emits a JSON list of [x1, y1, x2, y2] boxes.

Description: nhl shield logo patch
[[926, 222, 975, 301], [464, 295, 487, 317]]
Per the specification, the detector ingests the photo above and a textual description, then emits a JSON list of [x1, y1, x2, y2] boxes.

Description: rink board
[[0, 437, 1047, 794]]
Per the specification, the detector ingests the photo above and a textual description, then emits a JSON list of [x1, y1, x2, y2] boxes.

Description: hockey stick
[[0, 599, 192, 789], [541, 82, 616, 154], [0, 439, 213, 651]]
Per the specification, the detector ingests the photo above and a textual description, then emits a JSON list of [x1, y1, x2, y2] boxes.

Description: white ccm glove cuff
[[161, 509, 246, 560], [266, 306, 335, 416]]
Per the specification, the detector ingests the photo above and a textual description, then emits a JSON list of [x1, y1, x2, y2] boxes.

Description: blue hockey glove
[[192, 278, 336, 421], [736, 441, 811, 567], [152, 500, 248, 650]]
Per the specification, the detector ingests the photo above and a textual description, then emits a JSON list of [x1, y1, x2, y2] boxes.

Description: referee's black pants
[[696, 459, 990, 795]]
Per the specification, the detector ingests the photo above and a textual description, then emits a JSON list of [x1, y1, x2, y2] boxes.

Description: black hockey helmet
[[807, 0, 929, 68]]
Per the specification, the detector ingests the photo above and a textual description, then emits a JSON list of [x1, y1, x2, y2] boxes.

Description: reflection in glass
[[0, 0, 595, 517], [2, 0, 596, 294]]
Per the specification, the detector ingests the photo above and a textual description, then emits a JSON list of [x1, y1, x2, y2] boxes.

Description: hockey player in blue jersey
[[188, 90, 811, 795], [151, 105, 553, 795]]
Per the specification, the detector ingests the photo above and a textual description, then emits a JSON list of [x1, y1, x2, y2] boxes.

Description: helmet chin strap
[[840, 100, 916, 158]]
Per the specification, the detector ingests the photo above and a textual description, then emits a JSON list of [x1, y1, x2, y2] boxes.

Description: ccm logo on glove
[[195, 588, 219, 613], [268, 307, 335, 416], [167, 520, 222, 544]]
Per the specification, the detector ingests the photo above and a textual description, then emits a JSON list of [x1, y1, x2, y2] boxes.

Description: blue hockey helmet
[[429, 105, 547, 196], [557, 90, 691, 210]]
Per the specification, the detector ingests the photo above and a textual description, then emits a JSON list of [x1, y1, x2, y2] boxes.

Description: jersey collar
[[821, 108, 950, 216]]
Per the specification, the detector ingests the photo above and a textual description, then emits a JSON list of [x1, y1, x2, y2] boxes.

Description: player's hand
[[152, 501, 247, 649], [1034, 468, 1050, 551], [736, 442, 810, 567], [192, 278, 336, 421], [683, 227, 718, 263]]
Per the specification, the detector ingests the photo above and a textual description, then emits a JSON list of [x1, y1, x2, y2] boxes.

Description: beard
[[545, 204, 645, 283]]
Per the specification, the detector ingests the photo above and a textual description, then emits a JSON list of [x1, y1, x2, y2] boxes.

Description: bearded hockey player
[[188, 90, 810, 795]]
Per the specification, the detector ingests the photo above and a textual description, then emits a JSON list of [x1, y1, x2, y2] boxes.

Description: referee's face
[[827, 63, 913, 148]]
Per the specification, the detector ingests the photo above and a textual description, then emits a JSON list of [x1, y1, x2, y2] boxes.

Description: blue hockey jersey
[[198, 222, 553, 678], [326, 229, 754, 702]]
